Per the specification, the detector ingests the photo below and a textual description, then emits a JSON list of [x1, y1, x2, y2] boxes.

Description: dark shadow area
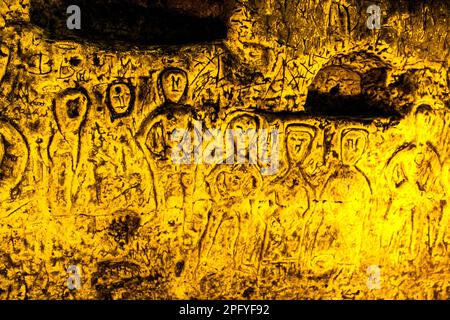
[[305, 67, 402, 119], [386, 0, 449, 14], [29, 0, 231, 47], [305, 91, 401, 118], [305, 53, 403, 119]]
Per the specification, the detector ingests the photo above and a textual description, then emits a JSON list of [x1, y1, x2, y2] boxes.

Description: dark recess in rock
[[29, 0, 231, 47]]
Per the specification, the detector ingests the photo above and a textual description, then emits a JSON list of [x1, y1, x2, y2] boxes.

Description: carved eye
[[29, 0, 231, 47]]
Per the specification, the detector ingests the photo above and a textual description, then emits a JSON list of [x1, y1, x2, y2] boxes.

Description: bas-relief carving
[[0, 0, 448, 299]]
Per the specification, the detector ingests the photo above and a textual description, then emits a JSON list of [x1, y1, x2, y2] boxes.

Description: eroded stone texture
[[0, 0, 449, 299]]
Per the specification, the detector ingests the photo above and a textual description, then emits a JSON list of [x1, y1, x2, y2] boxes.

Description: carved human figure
[[49, 87, 90, 212], [52, 87, 90, 171], [262, 124, 316, 270], [0, 119, 29, 206], [436, 110, 450, 259], [136, 67, 199, 210], [383, 105, 444, 265], [222, 114, 267, 275], [274, 124, 315, 211], [307, 128, 372, 274], [199, 163, 262, 275], [180, 169, 211, 252], [237, 197, 269, 275], [79, 80, 147, 209]]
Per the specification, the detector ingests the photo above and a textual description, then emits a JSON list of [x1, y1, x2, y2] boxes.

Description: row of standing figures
[[1, 69, 448, 279]]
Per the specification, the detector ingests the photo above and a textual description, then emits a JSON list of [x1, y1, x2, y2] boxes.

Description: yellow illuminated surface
[[0, 0, 449, 299]]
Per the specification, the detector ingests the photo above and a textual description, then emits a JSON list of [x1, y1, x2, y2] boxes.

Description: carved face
[[414, 105, 434, 144], [228, 115, 258, 155], [160, 68, 188, 104], [223, 171, 243, 193], [56, 89, 89, 135], [108, 83, 132, 115], [229, 115, 258, 132], [415, 108, 432, 127], [286, 129, 313, 164], [341, 130, 367, 166], [180, 171, 195, 191]]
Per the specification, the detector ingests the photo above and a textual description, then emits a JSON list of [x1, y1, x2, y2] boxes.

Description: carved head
[[340, 128, 368, 166], [159, 68, 188, 104], [106, 82, 135, 120], [228, 114, 259, 132], [53, 88, 90, 136], [226, 114, 261, 160], [180, 170, 195, 191], [414, 104, 434, 144], [285, 124, 315, 165]]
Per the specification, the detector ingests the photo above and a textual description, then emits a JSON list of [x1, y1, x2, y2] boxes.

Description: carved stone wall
[[0, 0, 449, 299]]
